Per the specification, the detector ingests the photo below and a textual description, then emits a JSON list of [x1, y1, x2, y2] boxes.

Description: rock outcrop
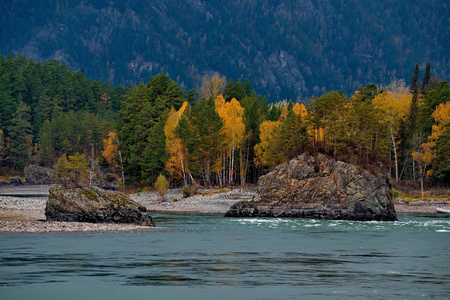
[[225, 153, 397, 221], [24, 165, 57, 185], [9, 176, 23, 186], [45, 184, 155, 226]]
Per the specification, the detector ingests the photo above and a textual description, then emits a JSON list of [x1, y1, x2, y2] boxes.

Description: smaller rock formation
[[45, 184, 155, 226], [9, 176, 23, 186], [225, 153, 397, 221], [24, 165, 57, 185]]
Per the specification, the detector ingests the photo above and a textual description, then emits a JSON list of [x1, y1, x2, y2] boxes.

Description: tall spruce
[[7, 101, 33, 170], [407, 64, 420, 135], [118, 74, 185, 184], [421, 63, 431, 94], [181, 98, 225, 186], [400, 64, 421, 182]]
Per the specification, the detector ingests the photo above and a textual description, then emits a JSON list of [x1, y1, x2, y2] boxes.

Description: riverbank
[[0, 221, 154, 233], [394, 199, 450, 214], [0, 186, 254, 232], [1, 185, 449, 232], [129, 188, 255, 214]]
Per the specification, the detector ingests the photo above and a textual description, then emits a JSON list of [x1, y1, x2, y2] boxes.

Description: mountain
[[1, 0, 448, 101]]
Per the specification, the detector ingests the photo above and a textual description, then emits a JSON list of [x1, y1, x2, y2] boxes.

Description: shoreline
[[0, 220, 157, 233], [1, 186, 449, 233]]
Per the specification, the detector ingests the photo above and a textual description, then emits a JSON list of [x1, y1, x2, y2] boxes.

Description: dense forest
[[1, 55, 449, 190], [1, 0, 448, 100]]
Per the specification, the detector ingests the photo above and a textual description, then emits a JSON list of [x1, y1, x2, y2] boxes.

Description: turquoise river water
[[0, 213, 449, 300]]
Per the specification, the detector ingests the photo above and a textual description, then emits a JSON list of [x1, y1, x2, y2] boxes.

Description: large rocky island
[[225, 153, 397, 221]]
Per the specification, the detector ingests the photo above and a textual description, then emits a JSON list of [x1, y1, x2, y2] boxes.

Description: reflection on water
[[0, 214, 449, 299]]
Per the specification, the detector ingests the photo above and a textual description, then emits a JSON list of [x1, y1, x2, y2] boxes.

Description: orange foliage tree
[[373, 91, 411, 181], [215, 95, 246, 184], [102, 130, 125, 189], [164, 102, 189, 184]]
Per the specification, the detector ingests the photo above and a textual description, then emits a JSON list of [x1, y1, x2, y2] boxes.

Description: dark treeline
[[1, 55, 449, 190], [0, 54, 127, 171]]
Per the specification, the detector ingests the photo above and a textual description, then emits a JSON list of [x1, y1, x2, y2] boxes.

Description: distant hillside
[[1, 0, 448, 100]]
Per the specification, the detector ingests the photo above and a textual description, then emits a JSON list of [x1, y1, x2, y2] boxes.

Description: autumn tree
[[254, 119, 282, 167], [215, 95, 246, 184], [154, 174, 169, 201], [200, 72, 226, 100], [255, 103, 309, 177], [373, 89, 411, 181], [413, 102, 450, 194], [102, 130, 125, 189], [433, 124, 450, 183], [292, 103, 307, 118], [164, 102, 189, 184]]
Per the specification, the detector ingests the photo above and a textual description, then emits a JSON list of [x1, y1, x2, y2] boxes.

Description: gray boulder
[[24, 165, 56, 185], [9, 176, 23, 186], [45, 184, 155, 226], [225, 153, 397, 221]]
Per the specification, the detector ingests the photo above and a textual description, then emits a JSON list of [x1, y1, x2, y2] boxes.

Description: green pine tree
[[7, 101, 33, 170], [421, 63, 431, 95]]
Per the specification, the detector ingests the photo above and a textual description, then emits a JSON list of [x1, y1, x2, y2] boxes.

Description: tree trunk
[[118, 149, 125, 190], [390, 128, 399, 182], [419, 164, 424, 200]]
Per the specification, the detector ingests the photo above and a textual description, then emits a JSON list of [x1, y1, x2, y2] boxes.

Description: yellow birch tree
[[165, 102, 189, 184], [373, 91, 411, 181], [215, 95, 246, 184], [254, 120, 282, 167], [412, 102, 450, 198], [102, 130, 126, 189]]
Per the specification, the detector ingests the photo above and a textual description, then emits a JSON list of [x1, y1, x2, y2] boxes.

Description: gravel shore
[[0, 221, 154, 233], [129, 188, 255, 214], [0, 186, 255, 232], [1, 185, 448, 233], [395, 199, 450, 214]]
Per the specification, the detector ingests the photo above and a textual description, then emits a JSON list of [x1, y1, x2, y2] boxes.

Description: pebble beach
[[0, 185, 254, 232], [0, 185, 448, 233]]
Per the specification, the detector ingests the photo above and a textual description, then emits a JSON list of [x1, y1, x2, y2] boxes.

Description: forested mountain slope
[[1, 0, 448, 101]]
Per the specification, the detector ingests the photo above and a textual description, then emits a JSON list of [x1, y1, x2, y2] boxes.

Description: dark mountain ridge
[[1, 0, 449, 101]]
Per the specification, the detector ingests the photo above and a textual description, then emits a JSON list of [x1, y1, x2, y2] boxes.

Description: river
[[1, 213, 449, 299]]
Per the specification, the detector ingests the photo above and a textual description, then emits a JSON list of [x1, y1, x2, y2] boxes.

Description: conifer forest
[[0, 55, 449, 189]]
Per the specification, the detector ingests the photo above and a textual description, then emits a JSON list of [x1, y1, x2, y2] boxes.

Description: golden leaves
[[292, 103, 307, 118], [254, 120, 281, 166], [373, 91, 411, 127], [102, 131, 118, 166], [215, 95, 246, 152], [414, 101, 450, 177], [165, 102, 189, 179]]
